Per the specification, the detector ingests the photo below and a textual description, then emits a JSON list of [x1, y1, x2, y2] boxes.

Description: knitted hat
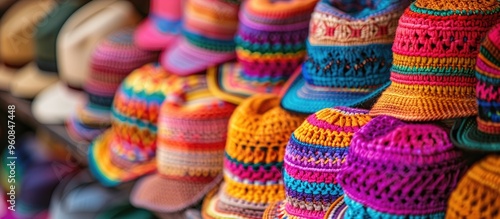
[[32, 1, 141, 125], [161, 0, 240, 75], [370, 0, 500, 121], [134, 0, 182, 51], [10, 0, 90, 98], [0, 0, 55, 91], [446, 155, 500, 218], [202, 94, 306, 219], [66, 29, 158, 143], [324, 196, 348, 219], [263, 107, 372, 219], [337, 115, 467, 218], [451, 23, 500, 151], [279, 0, 409, 114], [207, 0, 317, 105], [88, 64, 173, 187], [131, 74, 236, 213]]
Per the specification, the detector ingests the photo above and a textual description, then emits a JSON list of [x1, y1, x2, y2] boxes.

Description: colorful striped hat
[[207, 0, 317, 105], [447, 155, 500, 218], [134, 0, 182, 51], [66, 29, 158, 143], [263, 107, 372, 219], [131, 75, 236, 213], [370, 0, 500, 121], [161, 0, 240, 75], [88, 64, 173, 187], [279, 0, 410, 114], [203, 94, 306, 219], [451, 23, 500, 152], [336, 115, 467, 218]]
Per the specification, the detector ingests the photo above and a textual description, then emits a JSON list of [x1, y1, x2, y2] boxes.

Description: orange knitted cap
[[447, 155, 500, 218]]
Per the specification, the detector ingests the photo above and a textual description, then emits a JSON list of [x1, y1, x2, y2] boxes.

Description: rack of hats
[[1, 0, 500, 218]]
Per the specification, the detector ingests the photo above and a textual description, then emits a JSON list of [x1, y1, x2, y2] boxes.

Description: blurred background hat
[[161, 0, 240, 75], [0, 0, 56, 91], [131, 74, 236, 213], [207, 0, 317, 105], [88, 64, 173, 187], [49, 170, 134, 219], [31, 0, 142, 125], [10, 0, 90, 98], [202, 94, 306, 219], [66, 28, 158, 143], [134, 0, 182, 51]]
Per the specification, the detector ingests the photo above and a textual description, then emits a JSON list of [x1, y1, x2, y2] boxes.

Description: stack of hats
[[66, 29, 158, 143], [134, 0, 182, 51], [263, 107, 372, 219], [88, 64, 173, 187], [202, 94, 306, 219], [452, 23, 500, 151], [10, 0, 90, 98], [207, 0, 317, 104], [327, 116, 467, 218], [279, 0, 410, 114], [32, 0, 141, 125], [447, 155, 500, 218], [161, 0, 240, 75], [370, 0, 500, 121], [0, 0, 55, 91], [131, 74, 236, 213]]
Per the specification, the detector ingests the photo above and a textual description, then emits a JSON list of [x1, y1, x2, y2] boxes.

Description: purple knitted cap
[[338, 115, 467, 217]]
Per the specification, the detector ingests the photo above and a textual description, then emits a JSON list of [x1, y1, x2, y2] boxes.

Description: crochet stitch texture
[[370, 0, 500, 121]]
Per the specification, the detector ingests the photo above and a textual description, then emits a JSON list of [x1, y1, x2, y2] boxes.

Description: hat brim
[[77, 101, 112, 126], [280, 67, 389, 114], [207, 63, 284, 105], [134, 19, 179, 51], [160, 38, 235, 76], [88, 130, 157, 187], [32, 82, 85, 125], [451, 117, 500, 152], [324, 196, 348, 219], [369, 82, 477, 121], [10, 62, 58, 99], [131, 174, 222, 213]]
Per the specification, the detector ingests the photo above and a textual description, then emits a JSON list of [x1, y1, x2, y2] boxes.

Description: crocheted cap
[[207, 0, 316, 104], [131, 75, 236, 213], [88, 64, 172, 187], [202, 94, 306, 219], [134, 0, 182, 51], [161, 0, 239, 75], [451, 23, 500, 151], [338, 115, 467, 218], [67, 29, 158, 143], [274, 107, 371, 219], [447, 155, 500, 218], [279, 0, 410, 114], [370, 0, 500, 121]]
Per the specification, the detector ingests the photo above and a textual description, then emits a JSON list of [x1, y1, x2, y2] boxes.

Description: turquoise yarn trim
[[409, 3, 500, 16], [283, 170, 344, 197]]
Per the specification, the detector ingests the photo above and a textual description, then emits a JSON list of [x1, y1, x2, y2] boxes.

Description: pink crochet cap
[[134, 0, 182, 51], [161, 0, 240, 76]]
